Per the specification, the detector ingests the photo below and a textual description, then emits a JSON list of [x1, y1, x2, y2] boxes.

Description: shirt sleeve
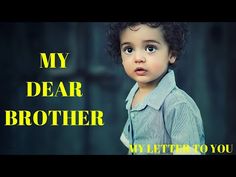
[[164, 102, 205, 154], [120, 119, 130, 149]]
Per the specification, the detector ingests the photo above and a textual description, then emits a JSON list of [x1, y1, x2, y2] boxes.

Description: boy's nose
[[134, 52, 146, 63]]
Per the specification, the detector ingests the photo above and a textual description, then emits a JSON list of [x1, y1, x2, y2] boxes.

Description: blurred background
[[0, 22, 235, 154]]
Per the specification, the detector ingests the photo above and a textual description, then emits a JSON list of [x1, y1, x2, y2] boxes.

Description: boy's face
[[120, 24, 176, 87]]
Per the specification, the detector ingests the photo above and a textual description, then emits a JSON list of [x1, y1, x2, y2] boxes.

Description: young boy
[[106, 22, 205, 155]]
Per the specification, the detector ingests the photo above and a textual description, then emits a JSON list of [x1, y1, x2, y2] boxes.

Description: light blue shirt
[[120, 70, 205, 154]]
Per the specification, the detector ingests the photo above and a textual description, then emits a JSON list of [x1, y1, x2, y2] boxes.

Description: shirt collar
[[125, 69, 177, 111]]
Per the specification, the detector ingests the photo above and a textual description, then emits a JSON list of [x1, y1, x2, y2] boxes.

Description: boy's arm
[[164, 102, 205, 155]]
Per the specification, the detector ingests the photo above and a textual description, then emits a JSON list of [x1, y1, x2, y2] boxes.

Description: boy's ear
[[169, 56, 176, 64], [169, 54, 176, 64], [169, 50, 177, 64]]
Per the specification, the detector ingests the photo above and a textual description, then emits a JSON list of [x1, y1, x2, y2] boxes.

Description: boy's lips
[[134, 67, 148, 76]]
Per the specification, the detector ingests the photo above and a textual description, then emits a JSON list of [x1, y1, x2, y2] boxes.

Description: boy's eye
[[145, 45, 157, 53], [123, 47, 133, 54]]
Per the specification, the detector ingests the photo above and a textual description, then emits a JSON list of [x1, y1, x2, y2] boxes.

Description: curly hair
[[106, 22, 189, 65]]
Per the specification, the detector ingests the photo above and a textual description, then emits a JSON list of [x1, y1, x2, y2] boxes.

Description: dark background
[[0, 22, 235, 154]]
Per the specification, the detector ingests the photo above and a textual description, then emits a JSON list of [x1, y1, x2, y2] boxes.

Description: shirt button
[[130, 113, 135, 119]]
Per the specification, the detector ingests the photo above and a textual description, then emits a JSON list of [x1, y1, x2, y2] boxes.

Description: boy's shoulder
[[163, 86, 199, 111]]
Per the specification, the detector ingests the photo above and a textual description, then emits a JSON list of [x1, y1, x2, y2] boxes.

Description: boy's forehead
[[120, 24, 164, 42]]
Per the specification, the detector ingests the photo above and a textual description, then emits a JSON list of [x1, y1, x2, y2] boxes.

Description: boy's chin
[[136, 80, 158, 85]]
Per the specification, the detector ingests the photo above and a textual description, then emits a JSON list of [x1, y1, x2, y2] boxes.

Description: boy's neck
[[132, 82, 158, 109], [137, 82, 158, 93], [132, 70, 168, 108]]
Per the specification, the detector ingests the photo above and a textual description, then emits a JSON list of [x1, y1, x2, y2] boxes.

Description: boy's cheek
[[155, 60, 169, 68], [151, 62, 163, 70]]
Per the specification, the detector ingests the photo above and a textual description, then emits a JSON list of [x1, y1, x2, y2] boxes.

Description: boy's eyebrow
[[120, 42, 132, 47], [143, 40, 161, 45], [120, 40, 161, 47]]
